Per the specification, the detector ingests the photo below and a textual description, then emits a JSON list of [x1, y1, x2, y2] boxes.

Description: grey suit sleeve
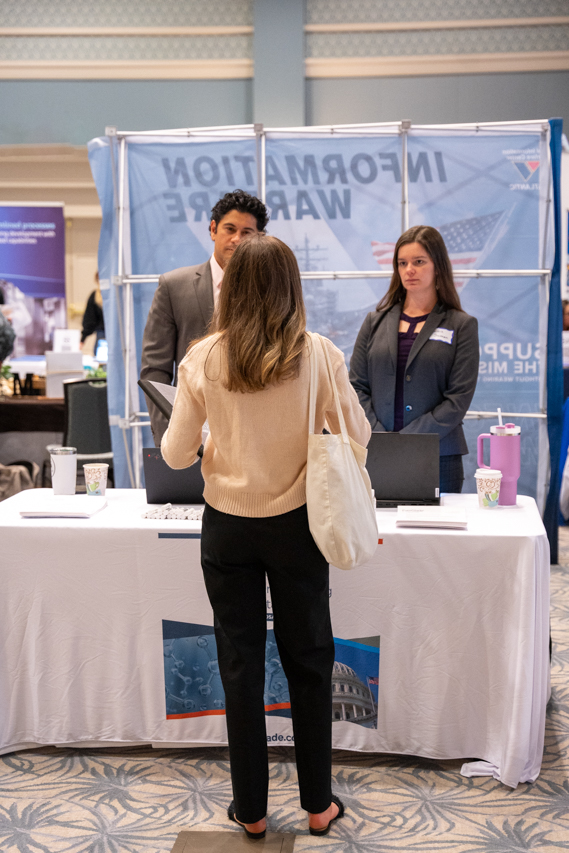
[[401, 314, 479, 440], [140, 275, 176, 445], [349, 313, 385, 432]]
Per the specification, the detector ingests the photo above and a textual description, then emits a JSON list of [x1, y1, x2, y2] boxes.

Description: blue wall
[[0, 0, 567, 142], [0, 80, 252, 145], [1, 71, 567, 145], [307, 71, 569, 128]]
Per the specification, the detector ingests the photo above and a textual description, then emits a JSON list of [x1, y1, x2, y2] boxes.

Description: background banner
[[264, 129, 551, 500], [89, 123, 554, 501], [0, 203, 65, 356], [89, 134, 258, 486], [128, 138, 260, 274]]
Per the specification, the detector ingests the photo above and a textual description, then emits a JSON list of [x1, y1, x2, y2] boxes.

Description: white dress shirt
[[210, 255, 224, 307]]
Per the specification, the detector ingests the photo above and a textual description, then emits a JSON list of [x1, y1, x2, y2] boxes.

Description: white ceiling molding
[[0, 19, 565, 36], [0, 58, 253, 79], [0, 26, 253, 36], [306, 51, 569, 77], [306, 17, 569, 33], [1, 54, 566, 80]]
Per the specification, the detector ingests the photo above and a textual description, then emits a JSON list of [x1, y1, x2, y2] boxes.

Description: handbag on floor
[[0, 460, 40, 502], [306, 332, 378, 570]]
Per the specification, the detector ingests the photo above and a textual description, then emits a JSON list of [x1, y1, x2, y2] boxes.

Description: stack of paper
[[19, 494, 107, 518], [396, 506, 468, 529]]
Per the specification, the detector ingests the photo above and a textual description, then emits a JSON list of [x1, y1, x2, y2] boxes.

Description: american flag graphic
[[371, 210, 510, 293], [367, 676, 379, 685]]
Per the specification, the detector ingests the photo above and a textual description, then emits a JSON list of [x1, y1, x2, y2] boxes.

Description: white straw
[[497, 407, 503, 426]]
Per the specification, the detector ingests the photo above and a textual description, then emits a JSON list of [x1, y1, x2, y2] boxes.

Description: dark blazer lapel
[[384, 304, 401, 373], [406, 303, 446, 370], [193, 260, 215, 328]]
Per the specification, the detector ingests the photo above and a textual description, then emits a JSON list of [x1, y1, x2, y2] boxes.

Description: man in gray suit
[[140, 190, 270, 443]]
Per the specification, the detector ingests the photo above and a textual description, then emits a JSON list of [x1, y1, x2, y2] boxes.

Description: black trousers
[[440, 454, 464, 493], [200, 502, 335, 823]]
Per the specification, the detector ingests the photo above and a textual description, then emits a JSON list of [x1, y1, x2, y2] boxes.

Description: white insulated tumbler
[[50, 447, 77, 495]]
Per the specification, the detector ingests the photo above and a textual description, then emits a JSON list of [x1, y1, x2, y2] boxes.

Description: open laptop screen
[[365, 433, 440, 506], [143, 448, 205, 505]]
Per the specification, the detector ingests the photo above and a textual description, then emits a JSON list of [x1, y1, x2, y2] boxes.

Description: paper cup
[[474, 468, 502, 508], [83, 463, 109, 496], [50, 447, 77, 495]]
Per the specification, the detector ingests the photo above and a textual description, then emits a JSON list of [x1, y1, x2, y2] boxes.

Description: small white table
[[0, 489, 549, 789], [5, 354, 98, 380]]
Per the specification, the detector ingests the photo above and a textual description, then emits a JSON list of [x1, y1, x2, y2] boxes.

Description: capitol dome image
[[332, 661, 377, 729]]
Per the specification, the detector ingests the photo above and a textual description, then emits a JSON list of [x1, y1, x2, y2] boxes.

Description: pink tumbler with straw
[[477, 423, 521, 506]]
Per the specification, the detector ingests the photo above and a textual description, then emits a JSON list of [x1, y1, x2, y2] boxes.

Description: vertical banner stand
[[543, 119, 564, 563]]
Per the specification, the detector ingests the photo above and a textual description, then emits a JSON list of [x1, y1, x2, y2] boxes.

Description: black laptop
[[365, 433, 440, 507], [139, 380, 205, 504], [143, 447, 205, 505]]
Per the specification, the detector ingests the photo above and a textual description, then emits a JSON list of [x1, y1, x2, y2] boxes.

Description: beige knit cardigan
[[161, 332, 371, 517]]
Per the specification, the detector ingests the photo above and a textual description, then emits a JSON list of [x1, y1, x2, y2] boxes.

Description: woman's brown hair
[[208, 234, 307, 393], [377, 225, 463, 312]]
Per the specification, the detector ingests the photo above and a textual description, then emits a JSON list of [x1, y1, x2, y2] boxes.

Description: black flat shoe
[[227, 801, 266, 840], [309, 794, 345, 836]]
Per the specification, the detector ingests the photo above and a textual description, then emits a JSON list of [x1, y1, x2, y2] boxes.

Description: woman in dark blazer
[[350, 225, 479, 492]]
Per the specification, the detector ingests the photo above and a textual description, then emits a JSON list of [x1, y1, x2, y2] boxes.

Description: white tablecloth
[[5, 354, 97, 379], [0, 489, 550, 789]]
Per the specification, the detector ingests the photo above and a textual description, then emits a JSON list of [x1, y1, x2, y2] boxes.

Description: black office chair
[[62, 379, 113, 484]]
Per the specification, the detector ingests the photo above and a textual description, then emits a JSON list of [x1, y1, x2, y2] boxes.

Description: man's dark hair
[[211, 190, 269, 232]]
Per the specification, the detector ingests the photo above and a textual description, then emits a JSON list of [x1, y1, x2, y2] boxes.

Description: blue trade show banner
[[89, 134, 259, 486], [89, 123, 554, 500], [265, 131, 401, 355], [264, 129, 550, 500], [0, 203, 66, 357], [408, 131, 547, 500], [128, 138, 260, 274]]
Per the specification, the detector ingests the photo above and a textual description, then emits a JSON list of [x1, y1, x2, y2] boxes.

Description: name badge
[[430, 327, 454, 345]]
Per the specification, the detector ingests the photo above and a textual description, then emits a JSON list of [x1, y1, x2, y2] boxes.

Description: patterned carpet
[[1, 532, 569, 852]]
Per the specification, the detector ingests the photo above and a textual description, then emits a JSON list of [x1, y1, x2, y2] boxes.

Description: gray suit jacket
[[349, 302, 479, 456], [140, 260, 214, 444]]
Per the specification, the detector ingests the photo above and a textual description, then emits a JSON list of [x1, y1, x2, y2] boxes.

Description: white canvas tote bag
[[306, 332, 378, 570]]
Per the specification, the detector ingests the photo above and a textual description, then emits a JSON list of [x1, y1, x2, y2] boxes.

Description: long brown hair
[[377, 225, 463, 312], [209, 234, 307, 393]]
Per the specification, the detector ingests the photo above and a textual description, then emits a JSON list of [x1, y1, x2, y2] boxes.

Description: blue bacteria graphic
[[164, 631, 225, 717], [264, 640, 290, 713], [163, 626, 290, 718]]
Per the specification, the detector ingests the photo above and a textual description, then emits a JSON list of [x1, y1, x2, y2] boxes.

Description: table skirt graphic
[[163, 620, 380, 728]]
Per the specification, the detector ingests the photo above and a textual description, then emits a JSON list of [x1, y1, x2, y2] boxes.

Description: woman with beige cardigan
[[162, 234, 370, 839]]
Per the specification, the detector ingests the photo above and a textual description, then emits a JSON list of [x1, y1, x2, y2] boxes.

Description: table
[[0, 489, 549, 789], [0, 397, 65, 433], [0, 397, 65, 472], [5, 354, 97, 380], [4, 354, 98, 398]]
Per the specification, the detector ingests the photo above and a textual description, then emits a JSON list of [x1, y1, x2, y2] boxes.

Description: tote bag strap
[[308, 331, 318, 436], [308, 331, 350, 446]]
